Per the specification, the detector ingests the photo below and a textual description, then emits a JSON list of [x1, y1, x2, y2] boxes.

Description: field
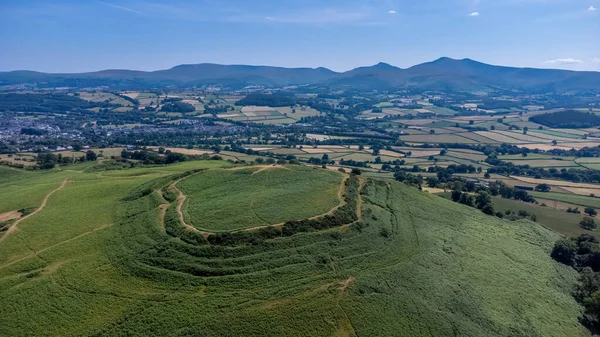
[[177, 166, 343, 231], [0, 160, 587, 336], [491, 197, 593, 239], [529, 191, 600, 209], [79, 92, 133, 107], [219, 105, 320, 124]]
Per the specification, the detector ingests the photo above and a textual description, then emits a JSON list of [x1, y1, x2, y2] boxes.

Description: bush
[[481, 204, 495, 215], [551, 239, 577, 265], [581, 217, 597, 230]]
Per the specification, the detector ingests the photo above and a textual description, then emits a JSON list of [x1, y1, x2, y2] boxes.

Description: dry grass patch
[[0, 211, 21, 222], [511, 175, 600, 189], [302, 148, 333, 154]]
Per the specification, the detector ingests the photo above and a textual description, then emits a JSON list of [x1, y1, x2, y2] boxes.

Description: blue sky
[[0, 0, 598, 73]]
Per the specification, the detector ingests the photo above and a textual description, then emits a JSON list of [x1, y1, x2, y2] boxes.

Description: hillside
[[0, 162, 588, 336], [2, 58, 600, 92], [0, 64, 338, 90]]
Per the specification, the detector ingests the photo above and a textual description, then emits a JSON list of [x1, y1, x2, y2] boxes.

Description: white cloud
[[261, 9, 368, 24], [469, 12, 480, 17], [593, 58, 600, 63], [388, 10, 396, 14], [99, 1, 144, 15], [589, 6, 598, 12], [543, 58, 584, 65]]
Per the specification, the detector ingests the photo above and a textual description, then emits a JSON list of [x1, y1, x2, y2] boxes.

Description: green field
[[0, 161, 588, 336], [178, 166, 343, 231], [529, 191, 600, 209], [492, 196, 593, 238]]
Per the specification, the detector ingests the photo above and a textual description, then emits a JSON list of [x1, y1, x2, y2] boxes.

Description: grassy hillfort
[[2, 58, 600, 335], [0, 159, 589, 336]]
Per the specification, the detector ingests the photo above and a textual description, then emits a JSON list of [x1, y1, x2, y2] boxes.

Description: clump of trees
[[160, 102, 196, 113], [551, 235, 600, 328], [530, 110, 600, 128]]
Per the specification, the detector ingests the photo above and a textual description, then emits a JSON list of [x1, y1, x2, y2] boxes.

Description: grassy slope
[[0, 163, 588, 336], [177, 166, 343, 231]]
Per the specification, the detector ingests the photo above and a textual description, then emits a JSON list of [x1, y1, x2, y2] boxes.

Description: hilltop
[[0, 161, 588, 336], [1, 57, 599, 92]]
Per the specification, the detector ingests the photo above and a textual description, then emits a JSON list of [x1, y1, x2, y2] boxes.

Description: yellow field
[[302, 148, 333, 154], [511, 175, 600, 189]]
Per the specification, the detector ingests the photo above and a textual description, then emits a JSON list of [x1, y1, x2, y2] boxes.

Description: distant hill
[[326, 58, 600, 92], [1, 58, 599, 92]]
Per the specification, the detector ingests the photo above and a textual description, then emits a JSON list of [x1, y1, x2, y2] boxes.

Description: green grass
[[492, 196, 594, 239], [0, 163, 588, 336], [177, 166, 343, 231], [529, 191, 600, 209]]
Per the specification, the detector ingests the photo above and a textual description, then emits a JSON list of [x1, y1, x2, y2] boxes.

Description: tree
[[552, 140, 558, 146], [585, 207, 598, 217], [469, 120, 474, 125], [430, 129, 435, 134], [351, 168, 362, 175], [358, 145, 364, 151], [484, 172, 491, 179], [535, 184, 551, 192], [426, 177, 439, 188], [583, 290, 600, 322], [321, 153, 329, 164], [475, 192, 491, 209], [165, 152, 186, 164], [85, 150, 97, 161], [36, 152, 57, 169], [551, 238, 577, 265], [481, 204, 495, 215], [459, 194, 475, 207], [581, 217, 597, 230], [451, 190, 462, 202], [490, 125, 496, 130]]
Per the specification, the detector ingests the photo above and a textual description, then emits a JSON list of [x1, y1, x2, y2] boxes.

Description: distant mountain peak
[[372, 62, 398, 69]]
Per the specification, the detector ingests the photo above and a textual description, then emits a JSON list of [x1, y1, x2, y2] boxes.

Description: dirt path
[[154, 189, 170, 232], [251, 165, 290, 175], [170, 177, 211, 238], [224, 165, 288, 174], [0, 178, 69, 245]]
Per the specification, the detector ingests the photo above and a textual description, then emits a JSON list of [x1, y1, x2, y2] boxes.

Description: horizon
[[1, 0, 598, 73], [3, 57, 600, 75]]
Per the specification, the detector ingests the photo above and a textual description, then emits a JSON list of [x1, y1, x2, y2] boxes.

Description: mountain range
[[1, 57, 599, 92]]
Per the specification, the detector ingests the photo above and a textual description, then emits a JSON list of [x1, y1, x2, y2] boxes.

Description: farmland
[[0, 159, 587, 336], [2, 77, 600, 335]]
